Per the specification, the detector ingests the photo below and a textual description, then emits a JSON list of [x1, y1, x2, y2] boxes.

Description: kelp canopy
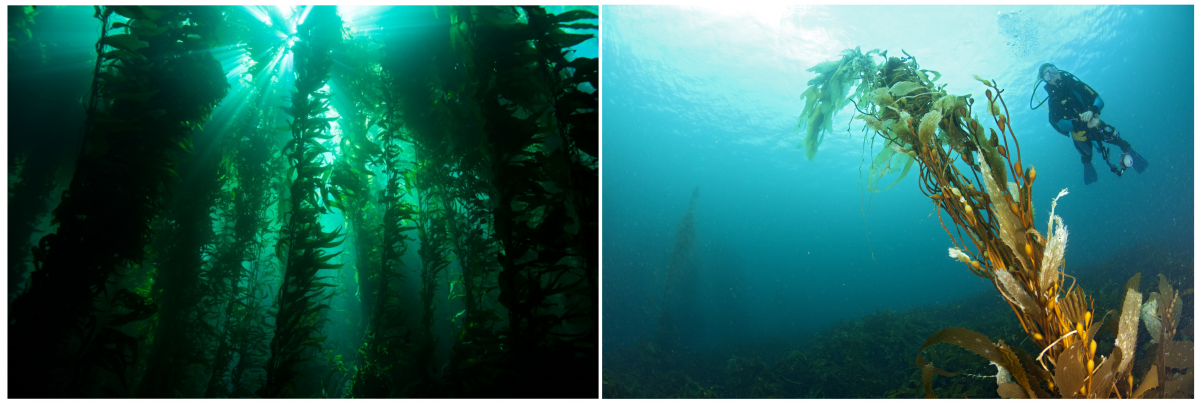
[[7, 5, 597, 398], [796, 49, 1192, 398]]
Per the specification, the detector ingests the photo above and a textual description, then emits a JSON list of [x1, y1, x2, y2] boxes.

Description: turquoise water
[[602, 5, 1193, 352]]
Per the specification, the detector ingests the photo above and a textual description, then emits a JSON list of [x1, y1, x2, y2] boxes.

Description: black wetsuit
[[1045, 72, 1132, 165]]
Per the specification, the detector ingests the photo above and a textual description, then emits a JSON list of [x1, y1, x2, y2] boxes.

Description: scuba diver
[[1033, 63, 1148, 185]]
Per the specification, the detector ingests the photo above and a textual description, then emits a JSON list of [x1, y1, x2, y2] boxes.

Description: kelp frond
[[793, 47, 880, 161]]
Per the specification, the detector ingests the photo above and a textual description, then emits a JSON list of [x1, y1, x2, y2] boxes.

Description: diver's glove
[[1079, 111, 1101, 129]]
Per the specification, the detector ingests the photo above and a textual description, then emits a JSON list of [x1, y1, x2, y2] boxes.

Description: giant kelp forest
[[8, 5, 597, 398], [605, 48, 1192, 398]]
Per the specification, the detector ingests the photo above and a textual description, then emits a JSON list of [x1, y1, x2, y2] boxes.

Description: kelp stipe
[[524, 7, 601, 344], [323, 28, 393, 398], [259, 6, 344, 398], [8, 8, 95, 298]]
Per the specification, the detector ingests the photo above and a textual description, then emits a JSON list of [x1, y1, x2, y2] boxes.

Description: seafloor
[[603, 241, 1193, 398]]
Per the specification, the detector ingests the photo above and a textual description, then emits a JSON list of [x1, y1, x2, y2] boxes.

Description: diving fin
[[1128, 149, 1149, 174], [1084, 161, 1098, 185]]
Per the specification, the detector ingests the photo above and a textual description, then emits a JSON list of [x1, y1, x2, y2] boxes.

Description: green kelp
[[446, 6, 598, 397], [794, 47, 880, 161], [863, 141, 916, 193], [10, 6, 230, 397], [8, 5, 595, 398], [7, 6, 76, 302], [260, 6, 345, 398], [795, 48, 954, 193]]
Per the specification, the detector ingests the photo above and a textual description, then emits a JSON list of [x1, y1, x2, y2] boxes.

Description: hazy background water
[[602, 5, 1194, 352]]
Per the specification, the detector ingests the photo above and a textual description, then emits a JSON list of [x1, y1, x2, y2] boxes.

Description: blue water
[[602, 5, 1194, 352]]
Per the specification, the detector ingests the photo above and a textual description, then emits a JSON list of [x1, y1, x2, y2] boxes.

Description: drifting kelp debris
[[795, 48, 1192, 398]]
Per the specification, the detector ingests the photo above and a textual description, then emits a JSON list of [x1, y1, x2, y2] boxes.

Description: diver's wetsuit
[[1045, 72, 1136, 183], [1046, 72, 1132, 161]]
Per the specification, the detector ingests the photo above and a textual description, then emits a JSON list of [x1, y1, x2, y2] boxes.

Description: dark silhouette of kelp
[[10, 6, 229, 397], [657, 187, 701, 351]]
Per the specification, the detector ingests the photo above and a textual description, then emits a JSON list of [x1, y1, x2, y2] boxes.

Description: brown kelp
[[1138, 274, 1194, 398], [797, 48, 1192, 398]]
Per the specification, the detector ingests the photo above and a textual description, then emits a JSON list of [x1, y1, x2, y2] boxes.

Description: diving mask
[[1042, 67, 1059, 82]]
